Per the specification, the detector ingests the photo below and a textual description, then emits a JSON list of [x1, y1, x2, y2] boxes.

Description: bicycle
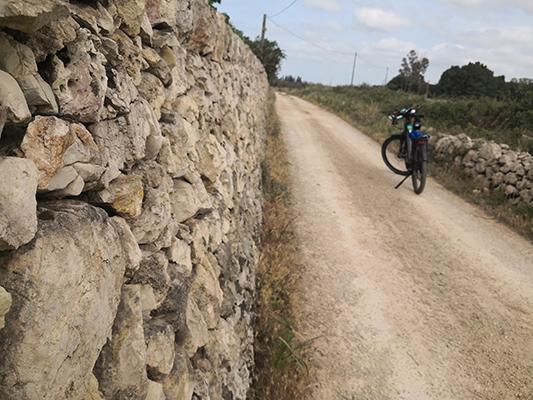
[[381, 106, 430, 194]]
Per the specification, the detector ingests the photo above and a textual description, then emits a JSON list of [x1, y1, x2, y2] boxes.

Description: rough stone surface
[[91, 174, 144, 219], [144, 318, 176, 379], [0, 157, 39, 250], [0, 70, 31, 126], [0, 202, 128, 399], [0, 0, 70, 33], [0, 32, 58, 113], [0, 286, 11, 330], [0, 0, 268, 398], [94, 285, 149, 400], [431, 133, 533, 206]]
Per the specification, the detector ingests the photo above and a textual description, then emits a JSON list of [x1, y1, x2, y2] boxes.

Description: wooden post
[[260, 14, 267, 59], [350, 51, 357, 87]]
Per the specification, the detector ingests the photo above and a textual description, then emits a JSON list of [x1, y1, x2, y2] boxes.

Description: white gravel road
[[275, 93, 533, 400]]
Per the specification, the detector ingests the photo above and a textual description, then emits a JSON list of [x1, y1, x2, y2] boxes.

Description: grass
[[282, 85, 533, 243], [252, 89, 314, 400]]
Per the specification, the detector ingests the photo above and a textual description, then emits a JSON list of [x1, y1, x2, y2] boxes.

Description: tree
[[208, 0, 221, 7], [222, 15, 286, 83], [388, 50, 428, 93], [247, 37, 286, 83], [436, 62, 505, 98]]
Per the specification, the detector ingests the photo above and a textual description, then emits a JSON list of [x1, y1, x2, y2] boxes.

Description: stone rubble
[[0, 0, 268, 399], [430, 130, 533, 206]]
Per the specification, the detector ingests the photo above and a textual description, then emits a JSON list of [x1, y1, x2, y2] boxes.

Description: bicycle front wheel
[[412, 145, 427, 194], [382, 135, 409, 176]]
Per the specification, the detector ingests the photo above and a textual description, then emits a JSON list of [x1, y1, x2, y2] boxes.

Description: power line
[[267, 16, 388, 70], [267, 16, 353, 56], [269, 0, 298, 18]]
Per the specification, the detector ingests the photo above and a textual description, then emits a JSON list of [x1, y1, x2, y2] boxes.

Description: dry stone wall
[[0, 0, 268, 399], [430, 131, 533, 205]]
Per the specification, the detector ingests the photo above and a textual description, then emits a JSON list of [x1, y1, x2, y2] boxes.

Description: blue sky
[[215, 0, 533, 86]]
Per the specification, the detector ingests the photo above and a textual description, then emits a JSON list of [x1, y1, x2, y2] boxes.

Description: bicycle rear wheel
[[412, 145, 427, 194], [382, 135, 409, 176]]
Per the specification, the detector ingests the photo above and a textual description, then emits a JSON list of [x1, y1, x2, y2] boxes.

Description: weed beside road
[[252, 90, 312, 400]]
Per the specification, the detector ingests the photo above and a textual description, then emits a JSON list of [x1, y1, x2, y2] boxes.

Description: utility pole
[[260, 14, 267, 59], [350, 51, 357, 87], [384, 67, 389, 86]]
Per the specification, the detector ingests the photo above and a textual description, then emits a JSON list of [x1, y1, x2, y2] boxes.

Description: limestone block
[[129, 187, 172, 244], [160, 349, 195, 400], [142, 47, 172, 86], [130, 251, 170, 306], [504, 172, 518, 185], [505, 185, 519, 197], [500, 152, 518, 166], [42, 165, 78, 192], [0, 286, 12, 330], [0, 0, 70, 33], [107, 30, 144, 85], [166, 237, 193, 276], [131, 160, 164, 189], [0, 202, 128, 399], [92, 174, 144, 219], [0, 157, 39, 250], [94, 285, 149, 400], [150, 272, 188, 333], [83, 375, 105, 400], [185, 298, 209, 357], [89, 99, 153, 171], [520, 189, 532, 204], [22, 16, 79, 64], [491, 172, 504, 187], [109, 0, 147, 37], [146, 380, 165, 400], [0, 70, 31, 126], [140, 12, 153, 45], [479, 142, 502, 164], [129, 284, 157, 319], [139, 98, 163, 161], [102, 68, 138, 117], [49, 29, 107, 123], [144, 318, 175, 379], [145, 0, 184, 29], [170, 179, 200, 223], [21, 116, 103, 189], [138, 72, 166, 120], [0, 33, 58, 113], [174, 95, 199, 124], [189, 255, 224, 330], [111, 216, 142, 278], [68, 1, 116, 35]]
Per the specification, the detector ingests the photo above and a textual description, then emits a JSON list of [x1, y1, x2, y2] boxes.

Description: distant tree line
[[272, 75, 309, 89], [388, 50, 533, 102]]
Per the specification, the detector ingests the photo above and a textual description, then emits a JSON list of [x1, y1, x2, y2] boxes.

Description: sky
[[215, 0, 533, 86]]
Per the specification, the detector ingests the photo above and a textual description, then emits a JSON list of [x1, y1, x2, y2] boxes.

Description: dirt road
[[275, 93, 533, 400]]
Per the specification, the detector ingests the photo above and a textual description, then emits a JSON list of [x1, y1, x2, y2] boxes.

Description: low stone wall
[[430, 131, 533, 205], [0, 0, 268, 399]]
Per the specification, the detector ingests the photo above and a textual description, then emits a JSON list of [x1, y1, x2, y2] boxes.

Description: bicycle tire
[[412, 145, 427, 194], [382, 135, 409, 176]]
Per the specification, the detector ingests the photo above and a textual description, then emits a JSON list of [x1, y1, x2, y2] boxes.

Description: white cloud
[[437, 0, 533, 13], [298, 0, 342, 14], [450, 26, 533, 50], [425, 41, 533, 82], [311, 20, 344, 32], [354, 8, 411, 32]]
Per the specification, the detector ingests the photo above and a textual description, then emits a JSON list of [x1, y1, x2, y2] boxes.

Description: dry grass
[[252, 90, 313, 400]]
